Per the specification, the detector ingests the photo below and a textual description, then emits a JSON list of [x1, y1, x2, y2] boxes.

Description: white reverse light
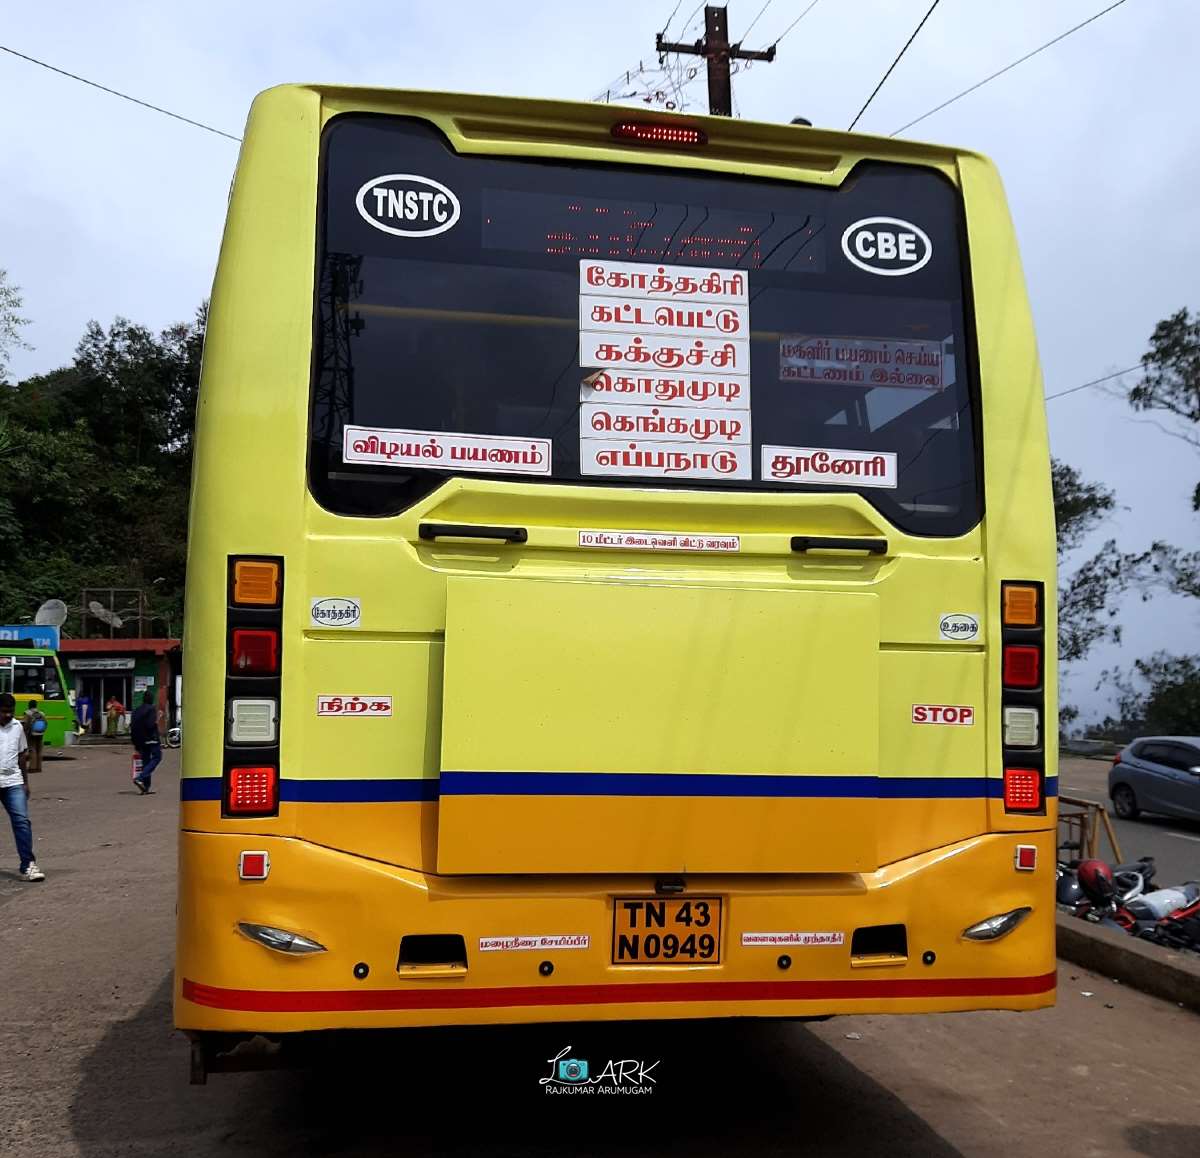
[[229, 698, 278, 744], [1003, 705, 1040, 747]]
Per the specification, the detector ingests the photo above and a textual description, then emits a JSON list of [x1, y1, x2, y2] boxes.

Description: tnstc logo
[[841, 216, 932, 277], [355, 174, 461, 237]]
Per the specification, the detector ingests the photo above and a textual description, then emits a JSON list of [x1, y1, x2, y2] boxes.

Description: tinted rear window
[[311, 115, 980, 535]]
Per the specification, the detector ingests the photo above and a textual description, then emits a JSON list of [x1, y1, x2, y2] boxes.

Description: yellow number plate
[[611, 896, 722, 965]]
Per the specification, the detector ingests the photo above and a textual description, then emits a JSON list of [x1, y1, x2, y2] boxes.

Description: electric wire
[[1045, 365, 1141, 402], [740, 0, 774, 44], [0, 44, 242, 142], [769, 0, 822, 46], [890, 0, 1132, 136], [848, 0, 942, 131]]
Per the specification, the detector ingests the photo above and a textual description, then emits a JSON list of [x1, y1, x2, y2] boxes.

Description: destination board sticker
[[938, 613, 979, 641], [581, 440, 751, 480], [310, 597, 361, 628], [580, 370, 749, 411], [580, 259, 749, 304], [578, 529, 740, 553], [317, 695, 392, 717], [741, 931, 845, 947], [779, 335, 945, 390], [580, 402, 749, 445], [479, 934, 590, 952], [343, 425, 551, 476], [580, 294, 750, 339], [761, 445, 898, 489], [580, 332, 749, 376]]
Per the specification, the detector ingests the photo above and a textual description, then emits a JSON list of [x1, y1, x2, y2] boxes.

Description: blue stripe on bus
[[179, 774, 1058, 802]]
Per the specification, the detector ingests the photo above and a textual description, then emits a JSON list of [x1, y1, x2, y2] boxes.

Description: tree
[[0, 269, 31, 384], [1101, 653, 1200, 738]]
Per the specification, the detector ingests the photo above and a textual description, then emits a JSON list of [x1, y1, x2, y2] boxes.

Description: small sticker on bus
[[912, 704, 975, 726], [741, 931, 845, 947], [581, 440, 752, 480], [761, 446, 898, 488], [779, 335, 945, 390], [580, 402, 749, 444], [317, 695, 392, 716], [343, 426, 552, 476], [580, 370, 750, 411], [580, 259, 749, 304], [938, 613, 979, 641], [578, 530, 740, 553], [579, 331, 750, 377], [310, 597, 361, 628], [479, 934, 590, 952], [580, 294, 750, 339]]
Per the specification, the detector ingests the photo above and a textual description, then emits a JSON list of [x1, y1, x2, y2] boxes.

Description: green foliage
[[0, 268, 32, 384], [1101, 652, 1200, 738], [0, 301, 205, 636]]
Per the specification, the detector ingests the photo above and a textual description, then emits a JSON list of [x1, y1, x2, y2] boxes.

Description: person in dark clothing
[[129, 691, 162, 795]]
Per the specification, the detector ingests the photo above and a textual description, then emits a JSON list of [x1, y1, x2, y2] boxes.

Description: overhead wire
[[739, 0, 774, 44], [0, 44, 242, 142], [1045, 365, 1141, 402], [890, 0, 1132, 136], [847, 0, 942, 131], [769, 0, 822, 47]]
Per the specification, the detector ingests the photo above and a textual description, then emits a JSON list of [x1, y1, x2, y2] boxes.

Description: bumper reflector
[[1014, 844, 1038, 871], [1003, 705, 1040, 747], [237, 922, 326, 954], [1004, 767, 1042, 811], [238, 851, 270, 880], [962, 907, 1033, 941]]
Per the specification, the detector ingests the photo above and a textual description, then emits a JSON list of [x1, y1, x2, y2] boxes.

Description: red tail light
[[230, 629, 279, 675], [1003, 768, 1041, 811], [1003, 645, 1041, 688], [1111, 753, 1122, 766], [611, 121, 707, 147], [227, 766, 277, 814]]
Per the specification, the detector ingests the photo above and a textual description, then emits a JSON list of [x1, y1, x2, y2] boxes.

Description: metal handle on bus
[[790, 536, 889, 555], [418, 522, 529, 544]]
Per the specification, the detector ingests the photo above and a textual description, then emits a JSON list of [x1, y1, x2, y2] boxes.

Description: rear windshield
[[311, 116, 980, 536]]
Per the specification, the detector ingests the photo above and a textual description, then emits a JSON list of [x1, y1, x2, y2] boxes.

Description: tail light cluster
[[223, 557, 283, 817], [1000, 582, 1045, 813]]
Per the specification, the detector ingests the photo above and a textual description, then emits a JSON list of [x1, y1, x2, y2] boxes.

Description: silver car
[[1109, 736, 1200, 821]]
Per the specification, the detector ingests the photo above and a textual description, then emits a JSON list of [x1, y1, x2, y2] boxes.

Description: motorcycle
[[1059, 856, 1200, 948]]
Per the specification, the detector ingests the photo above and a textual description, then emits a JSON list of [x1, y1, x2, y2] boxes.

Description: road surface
[[1, 746, 1197, 1157], [1059, 755, 1200, 885]]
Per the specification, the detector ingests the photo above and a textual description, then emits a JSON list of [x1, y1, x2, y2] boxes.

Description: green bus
[[0, 645, 74, 748]]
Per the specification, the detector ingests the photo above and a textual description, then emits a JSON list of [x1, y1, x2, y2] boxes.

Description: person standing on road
[[22, 700, 47, 775], [0, 692, 45, 881], [129, 690, 162, 795]]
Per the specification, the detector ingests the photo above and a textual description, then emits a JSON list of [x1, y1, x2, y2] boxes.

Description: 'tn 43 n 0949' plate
[[611, 896, 722, 965]]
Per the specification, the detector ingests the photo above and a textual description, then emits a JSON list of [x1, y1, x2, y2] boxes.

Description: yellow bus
[[177, 85, 1056, 1078]]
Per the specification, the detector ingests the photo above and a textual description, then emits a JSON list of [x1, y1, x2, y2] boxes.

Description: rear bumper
[[175, 829, 1056, 1032]]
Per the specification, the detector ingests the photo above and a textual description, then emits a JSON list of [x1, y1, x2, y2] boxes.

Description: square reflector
[[1003, 584, 1039, 626], [230, 629, 278, 675], [227, 766, 277, 814], [1014, 845, 1037, 871], [1003, 705, 1040, 747], [232, 560, 280, 606], [238, 850, 270, 880], [1004, 768, 1041, 811], [1003, 645, 1041, 688], [229, 699, 278, 744]]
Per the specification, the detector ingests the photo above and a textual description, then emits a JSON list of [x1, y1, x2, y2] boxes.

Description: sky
[[2, 0, 1196, 722]]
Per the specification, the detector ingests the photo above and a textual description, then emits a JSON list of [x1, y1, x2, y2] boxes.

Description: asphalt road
[[1058, 756, 1200, 886], [1, 746, 1198, 1158]]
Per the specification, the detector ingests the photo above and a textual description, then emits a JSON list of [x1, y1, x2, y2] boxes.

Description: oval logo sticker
[[355, 174, 461, 238], [841, 216, 932, 277], [939, 613, 979, 641], [310, 597, 361, 628]]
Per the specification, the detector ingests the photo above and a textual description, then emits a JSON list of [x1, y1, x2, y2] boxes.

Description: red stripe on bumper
[[182, 972, 1056, 1013]]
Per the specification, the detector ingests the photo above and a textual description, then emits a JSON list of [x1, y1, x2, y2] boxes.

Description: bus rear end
[[177, 86, 1056, 1056]]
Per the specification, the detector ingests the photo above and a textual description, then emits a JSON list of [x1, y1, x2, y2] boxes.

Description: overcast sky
[[3, 0, 1195, 721]]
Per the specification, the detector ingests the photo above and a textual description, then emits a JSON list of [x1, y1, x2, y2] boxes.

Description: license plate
[[611, 896, 722, 965]]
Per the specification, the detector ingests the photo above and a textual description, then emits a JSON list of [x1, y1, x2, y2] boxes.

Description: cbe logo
[[841, 216, 932, 277], [912, 704, 975, 726]]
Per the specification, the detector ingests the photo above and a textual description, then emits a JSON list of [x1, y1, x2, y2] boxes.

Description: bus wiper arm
[[418, 522, 528, 544], [791, 536, 888, 555]]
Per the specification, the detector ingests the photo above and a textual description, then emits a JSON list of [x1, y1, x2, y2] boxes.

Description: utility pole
[[656, 5, 776, 117]]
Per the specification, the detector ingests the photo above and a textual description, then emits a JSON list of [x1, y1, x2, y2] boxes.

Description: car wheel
[[1111, 784, 1140, 820]]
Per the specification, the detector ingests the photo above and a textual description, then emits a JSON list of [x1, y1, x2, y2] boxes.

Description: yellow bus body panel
[[178, 86, 1056, 1030]]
